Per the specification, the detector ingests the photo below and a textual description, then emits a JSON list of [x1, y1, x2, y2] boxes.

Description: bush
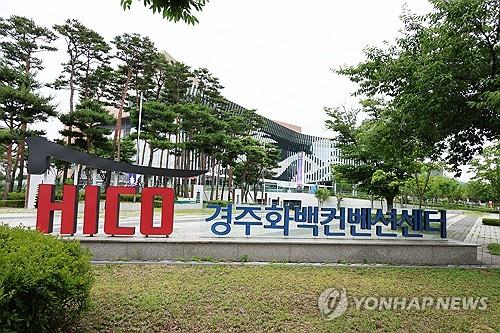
[[6, 192, 25, 201], [206, 200, 232, 207], [0, 226, 94, 332], [482, 218, 500, 226], [0, 200, 24, 208], [120, 193, 141, 202], [488, 243, 500, 255]]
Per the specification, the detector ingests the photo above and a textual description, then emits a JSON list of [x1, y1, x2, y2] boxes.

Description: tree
[[0, 65, 56, 198], [120, 0, 209, 24], [129, 101, 177, 186], [80, 64, 115, 103], [425, 176, 463, 205], [315, 188, 331, 208], [53, 19, 110, 183], [233, 139, 281, 203], [464, 179, 494, 203], [60, 99, 115, 154], [215, 108, 263, 201], [0, 15, 57, 195], [326, 104, 411, 212], [0, 16, 56, 71], [53, 19, 110, 112], [173, 103, 225, 198], [471, 142, 500, 212], [142, 52, 173, 101], [410, 162, 444, 208], [59, 99, 115, 184], [0, 129, 14, 192], [337, 0, 500, 172], [111, 33, 156, 161], [162, 61, 192, 104], [192, 67, 224, 106]]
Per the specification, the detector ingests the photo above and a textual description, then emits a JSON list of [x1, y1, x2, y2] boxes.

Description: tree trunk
[[77, 165, 83, 187], [3, 143, 13, 200], [253, 184, 258, 204], [104, 170, 112, 188], [201, 154, 207, 186], [174, 132, 180, 196], [14, 54, 32, 194], [144, 148, 154, 187], [62, 164, 69, 185], [113, 67, 133, 161], [228, 165, 234, 203], [10, 150, 19, 192], [83, 58, 90, 99], [85, 168, 92, 185], [16, 127, 27, 192], [221, 166, 227, 201], [69, 65, 75, 112], [209, 162, 215, 201], [385, 195, 395, 213], [182, 149, 189, 198], [141, 141, 147, 165], [215, 164, 221, 200]]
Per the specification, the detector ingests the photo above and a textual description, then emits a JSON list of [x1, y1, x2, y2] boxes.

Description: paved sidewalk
[[464, 216, 500, 266], [447, 215, 479, 241]]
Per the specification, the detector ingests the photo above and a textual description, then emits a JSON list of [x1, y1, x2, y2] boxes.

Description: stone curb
[[91, 260, 500, 269]]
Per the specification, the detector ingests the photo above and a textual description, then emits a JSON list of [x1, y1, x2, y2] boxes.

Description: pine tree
[[59, 99, 115, 184], [53, 19, 110, 112], [111, 33, 156, 161], [0, 15, 57, 195]]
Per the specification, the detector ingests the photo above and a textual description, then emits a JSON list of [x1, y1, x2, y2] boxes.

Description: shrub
[[0, 226, 94, 332], [482, 218, 500, 226], [0, 200, 25, 208], [206, 200, 232, 207], [120, 193, 141, 202], [6, 192, 25, 201], [488, 243, 500, 255]]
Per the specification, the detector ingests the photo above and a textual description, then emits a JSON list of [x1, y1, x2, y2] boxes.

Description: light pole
[[135, 92, 144, 188], [136, 91, 143, 166]]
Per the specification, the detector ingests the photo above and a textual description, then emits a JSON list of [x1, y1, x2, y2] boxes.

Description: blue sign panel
[[204, 205, 447, 239]]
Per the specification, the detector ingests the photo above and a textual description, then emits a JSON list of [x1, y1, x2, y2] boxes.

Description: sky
[[3, 0, 471, 179], [2, 0, 433, 137]]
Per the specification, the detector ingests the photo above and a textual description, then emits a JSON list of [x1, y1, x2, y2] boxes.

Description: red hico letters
[[36, 184, 174, 237]]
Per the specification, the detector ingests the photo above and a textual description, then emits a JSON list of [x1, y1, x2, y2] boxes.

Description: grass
[[488, 243, 500, 256], [75, 265, 500, 332], [483, 218, 500, 226]]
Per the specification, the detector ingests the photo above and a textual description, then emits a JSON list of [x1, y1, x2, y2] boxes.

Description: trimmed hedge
[[6, 192, 25, 201], [0, 200, 24, 208], [206, 200, 232, 207], [0, 226, 94, 332], [482, 218, 500, 226]]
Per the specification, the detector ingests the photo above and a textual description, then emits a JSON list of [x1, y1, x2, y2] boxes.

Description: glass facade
[[115, 96, 349, 185]]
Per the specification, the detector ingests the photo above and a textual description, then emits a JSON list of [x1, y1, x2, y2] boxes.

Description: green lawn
[[488, 243, 500, 256], [76, 265, 499, 332]]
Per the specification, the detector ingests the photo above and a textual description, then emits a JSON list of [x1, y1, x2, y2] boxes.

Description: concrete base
[[76, 237, 479, 266]]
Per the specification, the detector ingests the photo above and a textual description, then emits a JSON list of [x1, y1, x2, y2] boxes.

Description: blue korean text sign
[[204, 205, 447, 239]]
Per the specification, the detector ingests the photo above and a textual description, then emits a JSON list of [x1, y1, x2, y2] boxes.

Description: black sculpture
[[26, 136, 207, 177]]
